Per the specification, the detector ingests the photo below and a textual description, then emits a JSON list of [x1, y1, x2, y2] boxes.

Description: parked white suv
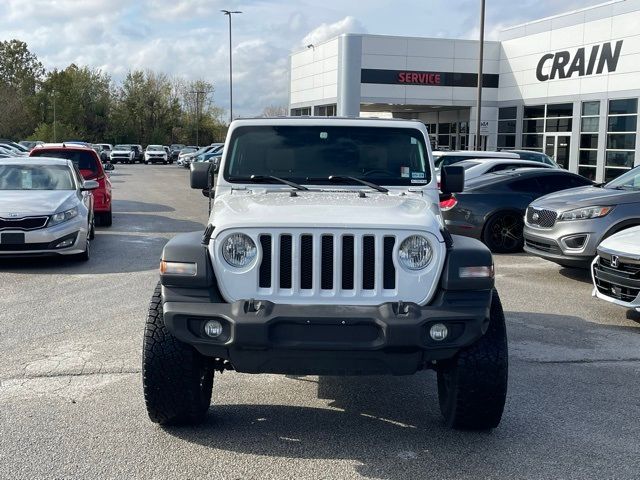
[[142, 118, 507, 430]]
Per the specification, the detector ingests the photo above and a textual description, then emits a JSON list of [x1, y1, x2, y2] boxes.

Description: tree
[[261, 105, 288, 117], [0, 40, 44, 138]]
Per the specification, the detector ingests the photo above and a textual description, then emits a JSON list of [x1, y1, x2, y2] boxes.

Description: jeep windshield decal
[[223, 125, 430, 187]]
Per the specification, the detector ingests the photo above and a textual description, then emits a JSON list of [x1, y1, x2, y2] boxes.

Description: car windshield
[[0, 164, 75, 190], [605, 167, 640, 190], [433, 155, 471, 169], [30, 149, 99, 178], [147, 145, 163, 151], [181, 148, 196, 153], [224, 125, 430, 186], [114, 144, 129, 150]]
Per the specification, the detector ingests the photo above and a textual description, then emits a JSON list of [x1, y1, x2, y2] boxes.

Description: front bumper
[[162, 289, 493, 375], [523, 224, 600, 267], [0, 216, 88, 257], [591, 256, 640, 311]]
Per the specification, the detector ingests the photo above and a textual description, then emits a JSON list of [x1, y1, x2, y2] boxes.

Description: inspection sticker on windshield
[[411, 172, 425, 179], [411, 179, 428, 184], [400, 166, 410, 178]]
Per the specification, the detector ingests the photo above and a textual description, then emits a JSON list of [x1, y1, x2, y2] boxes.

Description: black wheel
[[482, 211, 524, 253], [100, 210, 112, 227], [145, 161, 149, 165], [163, 161, 167, 165], [88, 218, 95, 240], [143, 283, 214, 425], [437, 290, 508, 430]]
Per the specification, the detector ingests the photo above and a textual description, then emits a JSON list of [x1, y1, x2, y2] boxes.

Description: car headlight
[[398, 235, 433, 270], [49, 207, 79, 226], [221, 233, 257, 268], [558, 206, 612, 221]]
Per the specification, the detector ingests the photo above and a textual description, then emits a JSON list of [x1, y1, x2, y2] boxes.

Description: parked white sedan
[[0, 157, 98, 261], [437, 158, 553, 186]]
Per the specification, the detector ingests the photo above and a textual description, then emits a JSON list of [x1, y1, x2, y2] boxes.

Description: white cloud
[[301, 16, 365, 47]]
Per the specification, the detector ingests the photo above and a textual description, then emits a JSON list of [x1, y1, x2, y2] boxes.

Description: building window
[[578, 101, 600, 180], [314, 104, 336, 116], [605, 98, 637, 182], [522, 105, 545, 152], [497, 107, 517, 150], [290, 107, 311, 116]]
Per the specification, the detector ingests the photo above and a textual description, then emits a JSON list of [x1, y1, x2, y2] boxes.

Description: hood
[[0, 190, 78, 216], [210, 190, 442, 235], [531, 186, 640, 211], [598, 226, 640, 259]]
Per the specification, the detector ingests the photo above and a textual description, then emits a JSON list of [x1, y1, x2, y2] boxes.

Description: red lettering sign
[[397, 71, 442, 85]]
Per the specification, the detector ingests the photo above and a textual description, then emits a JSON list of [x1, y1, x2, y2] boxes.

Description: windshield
[[0, 164, 75, 190], [147, 145, 163, 151], [605, 166, 640, 190], [114, 144, 129, 150], [224, 125, 430, 186]]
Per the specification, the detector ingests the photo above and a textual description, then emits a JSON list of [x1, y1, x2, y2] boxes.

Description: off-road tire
[[143, 283, 214, 425], [437, 289, 508, 430]]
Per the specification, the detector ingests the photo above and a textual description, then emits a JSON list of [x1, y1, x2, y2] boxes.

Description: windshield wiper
[[232, 175, 308, 191], [327, 175, 389, 193]]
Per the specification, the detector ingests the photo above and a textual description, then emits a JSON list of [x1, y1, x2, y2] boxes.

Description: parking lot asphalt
[[1, 164, 639, 479]]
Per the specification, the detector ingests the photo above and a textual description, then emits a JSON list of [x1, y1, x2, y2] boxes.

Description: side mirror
[[82, 180, 100, 191], [440, 165, 464, 194], [190, 162, 214, 190]]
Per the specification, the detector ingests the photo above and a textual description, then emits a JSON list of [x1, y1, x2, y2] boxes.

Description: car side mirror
[[82, 180, 100, 191], [190, 162, 214, 190], [440, 165, 464, 194]]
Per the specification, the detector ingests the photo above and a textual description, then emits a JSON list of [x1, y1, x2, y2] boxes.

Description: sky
[[1, 0, 606, 117]]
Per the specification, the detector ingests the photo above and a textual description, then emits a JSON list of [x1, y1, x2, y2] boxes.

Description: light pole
[[189, 90, 205, 146], [52, 89, 57, 143], [474, 0, 486, 151], [221, 9, 241, 124]]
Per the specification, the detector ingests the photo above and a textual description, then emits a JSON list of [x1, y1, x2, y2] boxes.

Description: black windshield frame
[[223, 125, 431, 187]]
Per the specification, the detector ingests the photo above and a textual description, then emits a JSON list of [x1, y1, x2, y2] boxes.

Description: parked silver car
[[524, 166, 640, 268], [591, 225, 640, 311], [0, 157, 97, 261]]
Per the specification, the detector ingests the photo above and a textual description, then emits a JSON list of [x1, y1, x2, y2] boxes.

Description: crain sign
[[536, 41, 623, 82]]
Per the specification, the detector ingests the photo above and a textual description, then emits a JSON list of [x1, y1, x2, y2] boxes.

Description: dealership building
[[288, 0, 640, 182]]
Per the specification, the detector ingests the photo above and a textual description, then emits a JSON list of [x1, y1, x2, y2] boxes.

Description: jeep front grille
[[526, 207, 557, 228], [258, 233, 396, 293]]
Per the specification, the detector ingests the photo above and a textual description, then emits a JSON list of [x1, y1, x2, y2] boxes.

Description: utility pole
[[222, 9, 242, 124], [475, 0, 486, 151]]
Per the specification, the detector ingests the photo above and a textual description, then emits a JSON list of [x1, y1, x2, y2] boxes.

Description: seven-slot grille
[[258, 233, 396, 293], [0, 216, 49, 231], [526, 207, 557, 228]]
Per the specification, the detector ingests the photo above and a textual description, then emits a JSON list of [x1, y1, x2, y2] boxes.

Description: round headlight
[[398, 235, 433, 270], [221, 233, 257, 268]]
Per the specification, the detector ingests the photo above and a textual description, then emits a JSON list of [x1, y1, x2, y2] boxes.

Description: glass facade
[[314, 104, 336, 116], [427, 122, 468, 150], [578, 101, 599, 180], [605, 98, 637, 181], [290, 107, 311, 116], [497, 107, 517, 150]]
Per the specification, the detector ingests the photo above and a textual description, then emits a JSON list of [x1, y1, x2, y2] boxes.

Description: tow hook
[[394, 300, 410, 316], [246, 298, 263, 313]]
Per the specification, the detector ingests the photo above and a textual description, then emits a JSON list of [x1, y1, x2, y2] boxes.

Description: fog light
[[429, 323, 448, 341], [55, 239, 74, 248], [204, 320, 223, 338]]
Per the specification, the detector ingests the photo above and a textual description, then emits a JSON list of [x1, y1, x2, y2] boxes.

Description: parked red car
[[30, 143, 113, 225]]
